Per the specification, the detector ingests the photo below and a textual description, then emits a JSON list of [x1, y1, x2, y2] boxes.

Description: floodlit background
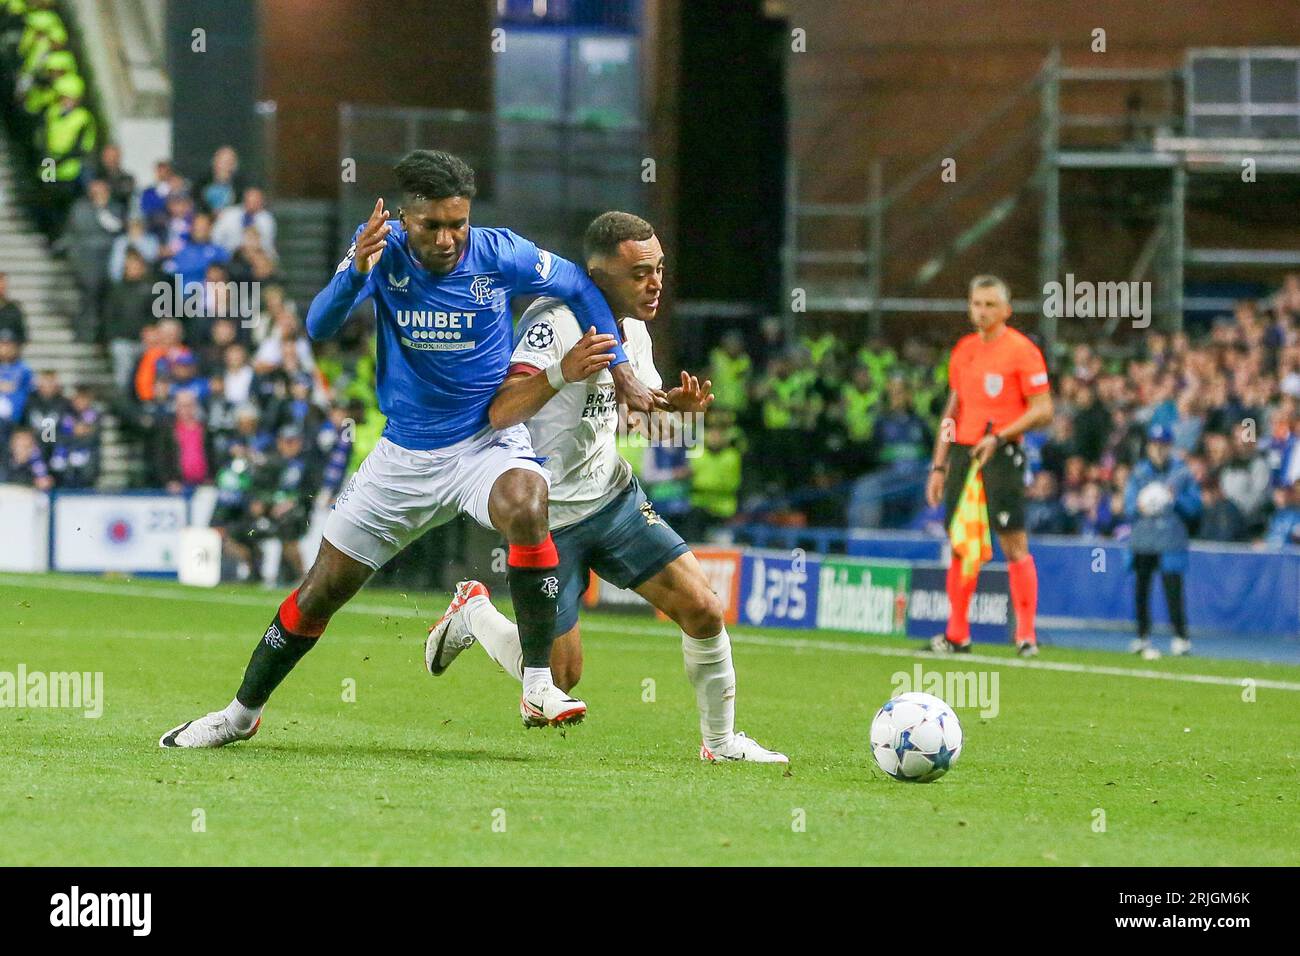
[[1, 0, 1299, 657]]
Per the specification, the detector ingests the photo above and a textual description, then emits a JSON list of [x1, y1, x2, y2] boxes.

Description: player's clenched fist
[[352, 198, 391, 274], [560, 326, 618, 383]]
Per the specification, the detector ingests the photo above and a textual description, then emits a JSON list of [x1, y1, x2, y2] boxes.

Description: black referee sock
[[507, 537, 561, 670]]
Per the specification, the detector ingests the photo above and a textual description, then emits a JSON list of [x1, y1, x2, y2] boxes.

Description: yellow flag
[[948, 461, 992, 583]]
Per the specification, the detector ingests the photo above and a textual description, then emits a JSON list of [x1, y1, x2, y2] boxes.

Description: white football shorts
[[323, 424, 549, 570]]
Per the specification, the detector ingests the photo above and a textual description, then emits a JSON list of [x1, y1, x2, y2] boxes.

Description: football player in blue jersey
[[161, 150, 663, 747]]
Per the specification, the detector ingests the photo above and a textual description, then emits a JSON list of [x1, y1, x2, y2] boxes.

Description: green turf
[[1, 573, 1297, 866]]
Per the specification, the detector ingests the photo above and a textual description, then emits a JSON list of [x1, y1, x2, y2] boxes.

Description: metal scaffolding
[[783, 46, 1300, 352]]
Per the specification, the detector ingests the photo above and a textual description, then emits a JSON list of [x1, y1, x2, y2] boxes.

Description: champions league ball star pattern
[[870, 691, 964, 782]]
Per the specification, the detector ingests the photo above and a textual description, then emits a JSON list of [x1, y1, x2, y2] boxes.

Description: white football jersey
[[511, 296, 662, 529]]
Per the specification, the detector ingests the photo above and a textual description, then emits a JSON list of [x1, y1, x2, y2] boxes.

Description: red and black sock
[[235, 589, 329, 708], [507, 536, 560, 669]]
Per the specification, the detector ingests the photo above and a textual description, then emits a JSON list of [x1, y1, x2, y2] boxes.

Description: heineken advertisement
[[815, 558, 911, 636]]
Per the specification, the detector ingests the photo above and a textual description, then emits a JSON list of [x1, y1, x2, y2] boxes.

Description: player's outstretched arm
[[489, 327, 617, 430], [305, 198, 388, 341]]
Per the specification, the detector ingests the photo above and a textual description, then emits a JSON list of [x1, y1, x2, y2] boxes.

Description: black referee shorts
[[942, 441, 1029, 534]]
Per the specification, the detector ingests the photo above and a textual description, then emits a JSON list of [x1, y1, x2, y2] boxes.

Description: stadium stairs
[[273, 199, 338, 311], [0, 128, 132, 489]]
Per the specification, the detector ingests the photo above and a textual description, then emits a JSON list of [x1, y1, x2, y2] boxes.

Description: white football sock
[[682, 627, 736, 750], [223, 697, 262, 733], [523, 666, 554, 696], [464, 598, 524, 682]]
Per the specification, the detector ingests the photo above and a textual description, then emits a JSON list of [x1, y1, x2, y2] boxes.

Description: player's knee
[[493, 472, 549, 543], [681, 590, 725, 639]]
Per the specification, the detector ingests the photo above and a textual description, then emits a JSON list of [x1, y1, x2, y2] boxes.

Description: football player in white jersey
[[426, 211, 786, 762]]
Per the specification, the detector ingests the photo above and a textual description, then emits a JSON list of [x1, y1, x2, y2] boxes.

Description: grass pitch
[[1, 573, 1297, 866]]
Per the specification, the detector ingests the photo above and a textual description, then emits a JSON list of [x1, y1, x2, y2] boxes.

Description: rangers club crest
[[525, 322, 555, 350], [983, 373, 1004, 397], [469, 275, 492, 305]]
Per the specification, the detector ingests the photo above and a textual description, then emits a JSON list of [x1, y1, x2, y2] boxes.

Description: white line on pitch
[[3, 574, 1299, 692]]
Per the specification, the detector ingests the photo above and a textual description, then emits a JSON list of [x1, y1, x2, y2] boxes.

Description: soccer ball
[[1136, 481, 1173, 517], [870, 691, 963, 782]]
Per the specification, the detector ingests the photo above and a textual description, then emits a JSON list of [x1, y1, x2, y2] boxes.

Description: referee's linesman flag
[[949, 461, 992, 583]]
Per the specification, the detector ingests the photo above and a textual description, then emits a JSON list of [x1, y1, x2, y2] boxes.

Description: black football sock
[[235, 588, 328, 708], [507, 537, 560, 670]]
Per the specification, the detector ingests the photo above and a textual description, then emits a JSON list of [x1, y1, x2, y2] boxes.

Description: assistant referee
[[925, 275, 1054, 656]]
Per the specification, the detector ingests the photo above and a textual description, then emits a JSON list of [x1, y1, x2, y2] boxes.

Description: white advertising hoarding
[[0, 486, 51, 572], [52, 494, 188, 574]]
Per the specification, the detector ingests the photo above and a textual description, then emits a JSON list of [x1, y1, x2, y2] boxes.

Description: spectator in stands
[[708, 330, 751, 414], [211, 439, 257, 580], [0, 328, 34, 438], [92, 142, 135, 213], [139, 160, 179, 239], [253, 306, 315, 374], [1038, 414, 1076, 480], [213, 185, 275, 255], [108, 216, 161, 281], [49, 384, 100, 488], [1170, 390, 1204, 455], [686, 424, 741, 540], [61, 178, 122, 342], [196, 145, 244, 215], [220, 341, 255, 407], [38, 73, 95, 229], [226, 224, 279, 286], [160, 187, 195, 256], [258, 424, 311, 580], [850, 377, 930, 528], [315, 402, 356, 506], [203, 373, 240, 458], [1264, 481, 1300, 549], [1197, 474, 1246, 543], [164, 212, 228, 294], [159, 389, 210, 493], [1025, 471, 1072, 535], [0, 272, 26, 345], [1125, 424, 1201, 658], [167, 353, 210, 405], [838, 363, 879, 473], [134, 317, 188, 402], [1070, 383, 1111, 462], [0, 427, 53, 490], [24, 368, 68, 460], [1216, 430, 1271, 532], [197, 317, 238, 375], [102, 249, 156, 391]]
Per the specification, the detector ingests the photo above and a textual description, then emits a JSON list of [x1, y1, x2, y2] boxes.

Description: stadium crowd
[[3, 1, 1299, 554], [686, 280, 1300, 549]]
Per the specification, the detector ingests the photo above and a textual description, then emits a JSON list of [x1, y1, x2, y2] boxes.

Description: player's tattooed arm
[[489, 327, 617, 430]]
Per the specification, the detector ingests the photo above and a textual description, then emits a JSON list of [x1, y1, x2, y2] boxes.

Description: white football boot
[[159, 711, 261, 749], [520, 681, 587, 728], [700, 731, 789, 764], [425, 580, 490, 676], [1128, 637, 1152, 655], [1170, 637, 1192, 657]]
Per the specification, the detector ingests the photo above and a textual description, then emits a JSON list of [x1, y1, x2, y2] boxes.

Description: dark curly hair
[[393, 149, 477, 201]]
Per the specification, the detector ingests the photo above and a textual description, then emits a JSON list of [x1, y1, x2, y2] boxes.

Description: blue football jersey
[[305, 222, 629, 450]]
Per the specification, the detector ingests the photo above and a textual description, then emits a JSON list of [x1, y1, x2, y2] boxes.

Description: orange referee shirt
[[948, 326, 1049, 445]]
